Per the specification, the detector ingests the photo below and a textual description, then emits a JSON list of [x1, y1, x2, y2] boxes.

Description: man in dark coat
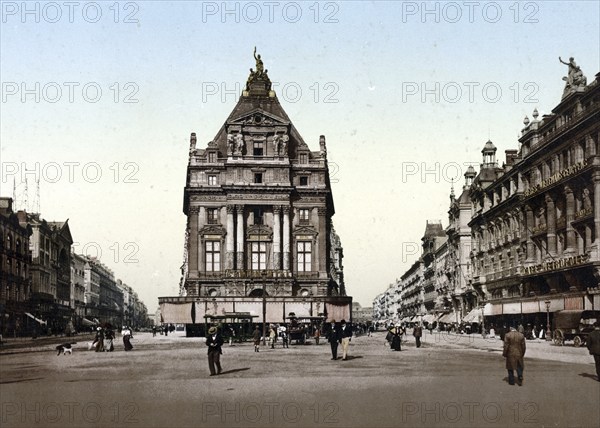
[[413, 324, 423, 348], [586, 321, 600, 382], [503, 326, 526, 385], [206, 326, 224, 376], [326, 320, 342, 360]]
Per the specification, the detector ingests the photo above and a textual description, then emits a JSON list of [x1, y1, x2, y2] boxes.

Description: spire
[[243, 47, 275, 98]]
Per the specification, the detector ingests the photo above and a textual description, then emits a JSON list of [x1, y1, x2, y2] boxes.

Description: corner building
[[160, 54, 350, 333]]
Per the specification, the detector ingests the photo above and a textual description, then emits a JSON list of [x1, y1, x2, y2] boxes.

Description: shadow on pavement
[[578, 373, 599, 382], [218, 367, 250, 375]]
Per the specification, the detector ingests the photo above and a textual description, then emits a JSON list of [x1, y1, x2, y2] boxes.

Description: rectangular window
[[253, 208, 264, 225], [205, 241, 221, 272], [207, 208, 218, 224], [297, 241, 312, 272], [299, 209, 310, 225], [208, 175, 217, 185], [208, 152, 216, 163], [254, 173, 263, 184], [299, 176, 308, 186], [299, 153, 308, 164], [251, 242, 267, 271], [253, 141, 263, 156]]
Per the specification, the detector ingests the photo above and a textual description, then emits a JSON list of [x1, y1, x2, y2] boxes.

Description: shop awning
[[463, 308, 482, 323], [438, 313, 455, 323], [25, 312, 47, 325], [422, 314, 437, 323], [81, 318, 97, 327]]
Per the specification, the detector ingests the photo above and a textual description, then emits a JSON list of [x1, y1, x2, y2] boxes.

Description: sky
[[1, 1, 599, 310]]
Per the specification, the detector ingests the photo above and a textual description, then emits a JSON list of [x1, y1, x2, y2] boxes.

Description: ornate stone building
[[0, 198, 32, 336], [468, 63, 600, 326], [160, 52, 351, 332]]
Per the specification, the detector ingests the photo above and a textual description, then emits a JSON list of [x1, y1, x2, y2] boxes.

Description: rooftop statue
[[559, 56, 587, 98]]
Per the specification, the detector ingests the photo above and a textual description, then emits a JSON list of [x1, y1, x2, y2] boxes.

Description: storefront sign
[[523, 254, 590, 275], [522, 160, 588, 198]]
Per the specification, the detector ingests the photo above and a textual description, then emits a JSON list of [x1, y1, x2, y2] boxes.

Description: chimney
[[505, 149, 518, 167]]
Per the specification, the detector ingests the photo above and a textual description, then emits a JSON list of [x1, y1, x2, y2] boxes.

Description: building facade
[[159, 52, 351, 333], [375, 61, 600, 331], [0, 198, 32, 336]]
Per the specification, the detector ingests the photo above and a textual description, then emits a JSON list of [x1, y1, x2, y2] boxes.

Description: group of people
[[325, 319, 353, 360], [385, 323, 424, 351], [91, 325, 133, 352]]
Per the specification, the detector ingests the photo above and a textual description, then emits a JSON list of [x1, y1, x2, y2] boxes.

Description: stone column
[[564, 185, 576, 254], [525, 206, 535, 262], [593, 172, 600, 256], [236, 205, 245, 270], [226, 205, 235, 270], [282, 206, 290, 271], [273, 206, 281, 270], [317, 207, 327, 273], [188, 207, 199, 278], [545, 194, 557, 257]]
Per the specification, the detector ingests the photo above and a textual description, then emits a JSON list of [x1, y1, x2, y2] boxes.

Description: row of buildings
[[0, 198, 150, 336], [374, 60, 600, 332], [158, 51, 352, 335]]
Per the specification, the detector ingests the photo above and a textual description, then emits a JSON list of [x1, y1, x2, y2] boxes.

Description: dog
[[56, 343, 74, 355]]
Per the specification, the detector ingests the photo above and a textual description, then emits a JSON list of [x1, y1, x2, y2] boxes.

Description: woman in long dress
[[122, 326, 133, 351]]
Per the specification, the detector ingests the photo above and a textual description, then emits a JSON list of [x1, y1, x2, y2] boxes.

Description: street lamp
[[262, 269, 267, 346], [544, 300, 551, 341]]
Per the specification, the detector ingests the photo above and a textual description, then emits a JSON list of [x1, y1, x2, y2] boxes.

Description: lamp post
[[544, 300, 551, 341], [262, 269, 267, 346]]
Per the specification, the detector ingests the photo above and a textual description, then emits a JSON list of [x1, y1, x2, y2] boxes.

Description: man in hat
[[206, 326, 224, 376], [252, 325, 261, 352], [413, 323, 423, 348], [586, 321, 600, 381], [503, 325, 526, 386], [340, 320, 352, 360], [326, 319, 342, 360]]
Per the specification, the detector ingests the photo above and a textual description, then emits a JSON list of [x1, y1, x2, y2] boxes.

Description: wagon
[[552, 310, 600, 347]]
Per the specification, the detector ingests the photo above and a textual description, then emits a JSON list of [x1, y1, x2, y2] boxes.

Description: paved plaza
[[1, 331, 599, 428]]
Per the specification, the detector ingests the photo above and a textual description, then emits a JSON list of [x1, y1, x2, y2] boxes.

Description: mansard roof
[[208, 51, 309, 157]]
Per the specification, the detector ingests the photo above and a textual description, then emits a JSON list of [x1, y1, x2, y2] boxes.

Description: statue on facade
[[273, 134, 289, 156], [234, 133, 244, 155], [559, 56, 587, 97], [319, 135, 327, 158], [227, 134, 235, 155]]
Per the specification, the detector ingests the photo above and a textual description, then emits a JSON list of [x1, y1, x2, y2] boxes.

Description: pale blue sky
[[1, 1, 599, 308]]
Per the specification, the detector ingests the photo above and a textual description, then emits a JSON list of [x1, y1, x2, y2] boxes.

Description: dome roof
[[481, 139, 497, 153]]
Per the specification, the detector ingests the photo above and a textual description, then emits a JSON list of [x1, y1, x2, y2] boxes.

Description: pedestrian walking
[[94, 327, 104, 352], [340, 320, 352, 360], [503, 325, 526, 386], [206, 326, 223, 376], [391, 325, 402, 351], [122, 326, 133, 351], [152, 326, 157, 337], [252, 325, 261, 352], [586, 321, 600, 382], [314, 327, 321, 345], [413, 324, 423, 348], [280, 326, 289, 348], [326, 319, 342, 360], [269, 325, 276, 349], [104, 327, 115, 352]]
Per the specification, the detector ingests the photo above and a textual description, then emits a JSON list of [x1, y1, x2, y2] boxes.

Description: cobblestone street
[[2, 331, 598, 427]]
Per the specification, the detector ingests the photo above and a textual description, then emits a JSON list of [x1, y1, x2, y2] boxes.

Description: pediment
[[247, 224, 273, 241], [292, 226, 318, 237], [228, 109, 289, 127], [199, 225, 226, 236]]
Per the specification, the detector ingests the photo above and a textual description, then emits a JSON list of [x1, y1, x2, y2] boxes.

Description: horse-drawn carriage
[[285, 314, 324, 345], [552, 310, 600, 347]]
